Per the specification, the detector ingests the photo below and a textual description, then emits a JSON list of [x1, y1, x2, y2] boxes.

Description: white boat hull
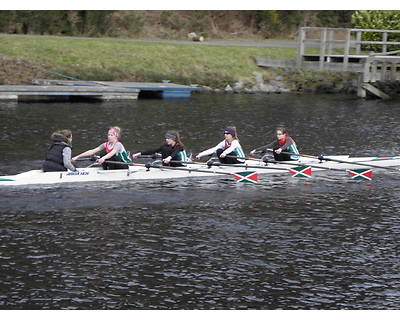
[[1, 155, 400, 186]]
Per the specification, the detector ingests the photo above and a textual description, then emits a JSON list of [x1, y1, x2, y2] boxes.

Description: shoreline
[[1, 35, 399, 97]]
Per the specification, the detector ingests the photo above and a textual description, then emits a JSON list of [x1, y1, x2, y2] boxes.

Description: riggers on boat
[[1, 155, 400, 186]]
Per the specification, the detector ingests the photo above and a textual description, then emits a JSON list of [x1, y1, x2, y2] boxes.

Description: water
[[1, 93, 400, 310]]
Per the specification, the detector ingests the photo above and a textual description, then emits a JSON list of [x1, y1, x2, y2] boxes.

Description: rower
[[195, 127, 246, 164], [250, 126, 299, 161], [72, 126, 131, 170], [131, 130, 188, 167]]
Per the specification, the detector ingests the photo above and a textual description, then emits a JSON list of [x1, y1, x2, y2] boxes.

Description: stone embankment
[[201, 71, 360, 95]]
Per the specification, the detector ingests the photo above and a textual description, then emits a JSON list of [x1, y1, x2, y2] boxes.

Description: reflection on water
[[1, 94, 400, 309]]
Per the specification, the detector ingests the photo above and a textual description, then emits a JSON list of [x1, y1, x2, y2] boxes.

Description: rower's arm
[[72, 147, 101, 161]]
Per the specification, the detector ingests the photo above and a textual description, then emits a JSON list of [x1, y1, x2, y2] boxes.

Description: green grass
[[0, 36, 298, 88]]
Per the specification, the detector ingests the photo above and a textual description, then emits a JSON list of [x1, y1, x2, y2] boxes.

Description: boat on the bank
[[1, 154, 400, 186]]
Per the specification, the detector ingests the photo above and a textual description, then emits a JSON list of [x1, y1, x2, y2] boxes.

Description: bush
[[351, 10, 400, 52]]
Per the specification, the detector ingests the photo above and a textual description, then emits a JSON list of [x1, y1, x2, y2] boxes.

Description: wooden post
[[357, 73, 366, 98], [319, 28, 327, 70], [390, 60, 397, 81], [382, 32, 388, 53], [327, 29, 333, 57], [381, 59, 388, 81], [363, 56, 372, 83], [297, 27, 305, 68], [355, 30, 362, 55], [343, 29, 351, 71], [371, 59, 378, 82]]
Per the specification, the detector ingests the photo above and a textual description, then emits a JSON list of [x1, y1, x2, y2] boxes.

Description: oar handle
[[266, 148, 320, 159], [169, 160, 206, 165], [76, 155, 101, 162], [86, 162, 101, 168], [145, 163, 232, 176], [130, 154, 161, 159], [104, 160, 145, 167], [75, 157, 95, 161], [136, 154, 161, 159], [225, 155, 264, 161]]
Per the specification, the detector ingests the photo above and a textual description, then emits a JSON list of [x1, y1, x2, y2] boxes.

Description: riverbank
[[0, 35, 359, 94]]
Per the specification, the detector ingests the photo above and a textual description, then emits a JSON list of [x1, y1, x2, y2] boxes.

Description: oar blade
[[232, 171, 258, 184], [346, 168, 373, 181], [371, 156, 400, 161], [287, 166, 312, 178]]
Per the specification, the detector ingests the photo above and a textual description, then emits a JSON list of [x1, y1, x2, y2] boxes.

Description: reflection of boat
[[1, 155, 400, 186]]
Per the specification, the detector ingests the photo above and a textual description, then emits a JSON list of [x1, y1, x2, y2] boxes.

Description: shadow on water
[[1, 94, 400, 309]]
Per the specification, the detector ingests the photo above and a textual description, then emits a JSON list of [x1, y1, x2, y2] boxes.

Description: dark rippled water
[[1, 94, 400, 309]]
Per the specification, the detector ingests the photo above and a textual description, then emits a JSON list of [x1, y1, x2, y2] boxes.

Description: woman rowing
[[195, 127, 245, 164], [72, 126, 131, 169], [43, 129, 77, 172], [131, 130, 188, 167], [250, 126, 299, 161]]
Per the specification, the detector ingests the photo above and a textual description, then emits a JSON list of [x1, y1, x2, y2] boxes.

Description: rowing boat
[[1, 154, 400, 186]]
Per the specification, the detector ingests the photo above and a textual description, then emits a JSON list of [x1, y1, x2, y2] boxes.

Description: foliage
[[351, 10, 400, 52], [255, 10, 285, 38], [315, 11, 354, 27], [0, 10, 354, 40], [0, 10, 114, 36], [254, 10, 353, 38]]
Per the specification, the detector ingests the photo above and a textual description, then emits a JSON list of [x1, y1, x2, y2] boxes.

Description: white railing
[[297, 27, 400, 71]]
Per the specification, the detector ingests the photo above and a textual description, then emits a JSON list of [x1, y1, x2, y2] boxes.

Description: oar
[[171, 159, 290, 171], [104, 159, 367, 181], [174, 159, 314, 178], [224, 155, 371, 180], [104, 159, 249, 174], [260, 157, 375, 179], [87, 159, 140, 169], [136, 154, 162, 159], [227, 156, 332, 171], [75, 155, 100, 166], [145, 162, 258, 183], [86, 162, 101, 168], [103, 160, 146, 167], [209, 160, 315, 178], [226, 155, 344, 171], [266, 149, 400, 171]]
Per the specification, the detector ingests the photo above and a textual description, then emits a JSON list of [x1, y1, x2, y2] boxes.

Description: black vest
[[45, 144, 66, 166], [43, 134, 72, 172]]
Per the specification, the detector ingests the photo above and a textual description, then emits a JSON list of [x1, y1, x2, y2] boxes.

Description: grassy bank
[[0, 36, 301, 88], [0, 36, 357, 92]]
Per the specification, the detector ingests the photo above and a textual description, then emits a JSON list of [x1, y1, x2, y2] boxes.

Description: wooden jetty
[[0, 79, 201, 102], [256, 27, 400, 99], [0, 85, 139, 102]]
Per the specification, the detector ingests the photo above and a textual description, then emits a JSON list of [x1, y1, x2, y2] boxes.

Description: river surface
[[1, 93, 400, 310]]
